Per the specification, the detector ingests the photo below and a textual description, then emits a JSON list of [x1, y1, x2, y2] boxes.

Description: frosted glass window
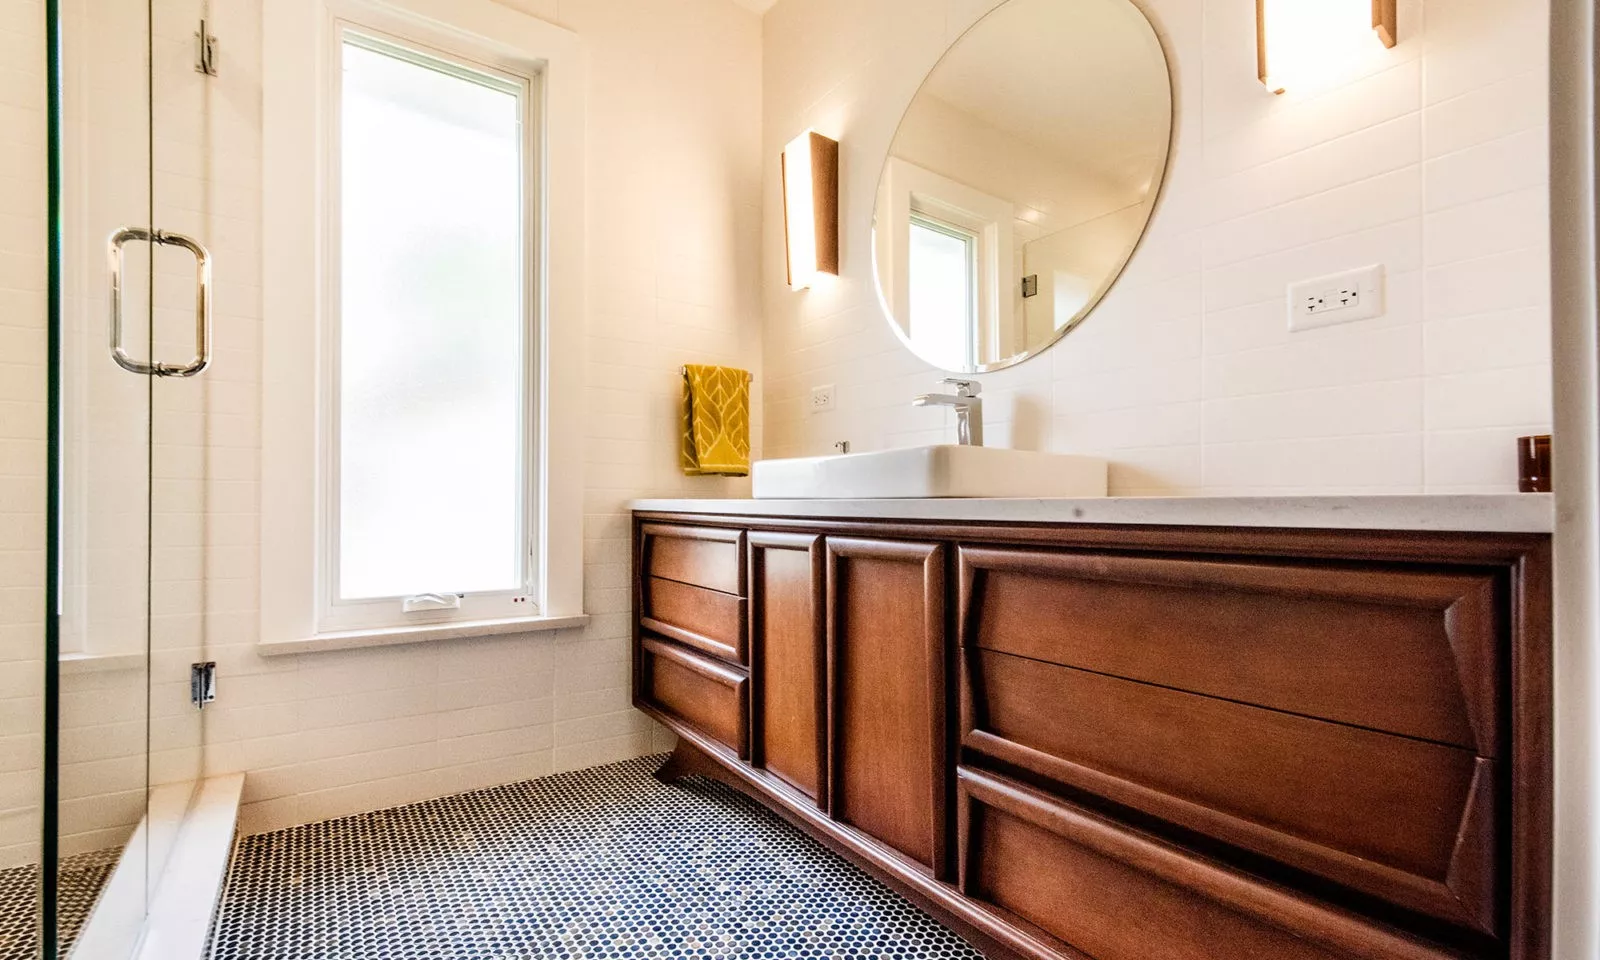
[[337, 37, 528, 602], [908, 215, 976, 371]]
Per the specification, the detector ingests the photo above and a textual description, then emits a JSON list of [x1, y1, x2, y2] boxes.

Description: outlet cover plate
[[810, 384, 836, 414], [1288, 264, 1385, 332]]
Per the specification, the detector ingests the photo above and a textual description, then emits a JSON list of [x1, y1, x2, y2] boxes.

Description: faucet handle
[[941, 377, 981, 397]]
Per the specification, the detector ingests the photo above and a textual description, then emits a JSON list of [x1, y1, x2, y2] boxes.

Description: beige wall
[[0, 0, 48, 869], [0, 0, 765, 862], [0, 0, 1560, 868], [761, 0, 1552, 495], [230, 0, 764, 836]]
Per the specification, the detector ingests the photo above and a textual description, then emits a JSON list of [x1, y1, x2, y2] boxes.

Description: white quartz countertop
[[629, 494, 1554, 534]]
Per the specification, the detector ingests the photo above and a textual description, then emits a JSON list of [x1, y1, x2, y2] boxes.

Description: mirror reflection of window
[[908, 214, 978, 370], [871, 0, 1172, 373]]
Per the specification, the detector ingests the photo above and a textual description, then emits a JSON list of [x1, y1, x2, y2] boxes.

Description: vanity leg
[[654, 739, 725, 785]]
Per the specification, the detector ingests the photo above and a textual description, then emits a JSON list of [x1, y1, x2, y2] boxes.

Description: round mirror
[[872, 0, 1173, 373]]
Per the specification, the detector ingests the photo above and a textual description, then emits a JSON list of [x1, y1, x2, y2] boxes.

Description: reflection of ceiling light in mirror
[[1257, 0, 1397, 95], [781, 130, 839, 290]]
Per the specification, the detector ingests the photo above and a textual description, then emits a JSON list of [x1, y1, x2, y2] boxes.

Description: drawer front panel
[[958, 768, 1457, 960], [643, 577, 747, 664], [750, 533, 827, 804], [640, 636, 749, 757], [643, 523, 745, 595], [957, 546, 1502, 754], [965, 649, 1496, 933], [828, 538, 947, 875]]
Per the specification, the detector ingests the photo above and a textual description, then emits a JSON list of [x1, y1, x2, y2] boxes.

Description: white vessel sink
[[752, 445, 1108, 499]]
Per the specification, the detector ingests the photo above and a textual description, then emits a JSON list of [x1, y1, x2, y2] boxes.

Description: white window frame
[[260, 0, 587, 654], [321, 24, 537, 633], [907, 211, 981, 370], [875, 157, 1019, 370]]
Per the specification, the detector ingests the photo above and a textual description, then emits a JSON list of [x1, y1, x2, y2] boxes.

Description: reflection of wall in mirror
[[892, 93, 1135, 249], [884, 93, 1159, 362], [1023, 202, 1148, 343]]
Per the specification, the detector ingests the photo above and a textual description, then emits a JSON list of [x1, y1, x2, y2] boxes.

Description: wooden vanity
[[630, 499, 1553, 960]]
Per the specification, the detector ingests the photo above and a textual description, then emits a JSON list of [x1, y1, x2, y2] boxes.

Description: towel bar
[[681, 366, 753, 383]]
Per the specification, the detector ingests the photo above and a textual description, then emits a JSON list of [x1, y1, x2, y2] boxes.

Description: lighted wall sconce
[[781, 130, 839, 290], [1257, 0, 1396, 94]]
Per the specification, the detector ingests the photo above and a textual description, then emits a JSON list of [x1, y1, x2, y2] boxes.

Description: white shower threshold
[[69, 773, 244, 960]]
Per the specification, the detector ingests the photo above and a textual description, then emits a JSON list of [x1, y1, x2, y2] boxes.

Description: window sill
[[258, 613, 590, 657], [60, 652, 145, 675]]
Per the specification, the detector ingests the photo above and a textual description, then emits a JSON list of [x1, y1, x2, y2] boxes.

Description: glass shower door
[[46, 0, 213, 956], [51, 0, 157, 955]]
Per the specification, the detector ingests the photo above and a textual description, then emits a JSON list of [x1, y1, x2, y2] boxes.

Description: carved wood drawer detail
[[956, 545, 1502, 752], [642, 576, 747, 664], [641, 523, 746, 596], [957, 766, 1460, 960], [957, 544, 1507, 936], [639, 635, 749, 759]]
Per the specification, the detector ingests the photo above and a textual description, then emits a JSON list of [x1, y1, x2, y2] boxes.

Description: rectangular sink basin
[[752, 445, 1108, 499]]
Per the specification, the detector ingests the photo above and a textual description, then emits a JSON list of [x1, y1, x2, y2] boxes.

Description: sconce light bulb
[[783, 131, 818, 290], [782, 130, 839, 291], [1259, 0, 1394, 95]]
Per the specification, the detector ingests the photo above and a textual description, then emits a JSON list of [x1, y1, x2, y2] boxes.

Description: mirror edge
[[868, 0, 1178, 375]]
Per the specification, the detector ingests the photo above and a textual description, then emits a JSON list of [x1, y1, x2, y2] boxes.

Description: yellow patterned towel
[[681, 364, 751, 477]]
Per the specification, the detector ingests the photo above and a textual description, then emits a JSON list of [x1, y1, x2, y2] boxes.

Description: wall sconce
[[781, 130, 839, 290], [1257, 0, 1396, 94]]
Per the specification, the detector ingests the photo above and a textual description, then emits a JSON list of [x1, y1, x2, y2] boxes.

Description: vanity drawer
[[957, 767, 1458, 960], [642, 523, 745, 596], [639, 636, 749, 758], [642, 576, 747, 664], [962, 648, 1496, 933], [956, 546, 1503, 754]]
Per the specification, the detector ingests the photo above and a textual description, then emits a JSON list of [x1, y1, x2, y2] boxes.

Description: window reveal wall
[[2, 0, 765, 850]]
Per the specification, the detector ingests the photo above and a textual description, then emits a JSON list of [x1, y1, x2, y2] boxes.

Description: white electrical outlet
[[810, 384, 836, 413], [1288, 264, 1385, 332]]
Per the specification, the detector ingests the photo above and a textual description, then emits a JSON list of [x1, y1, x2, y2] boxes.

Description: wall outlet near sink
[[1287, 264, 1385, 332], [810, 384, 836, 413]]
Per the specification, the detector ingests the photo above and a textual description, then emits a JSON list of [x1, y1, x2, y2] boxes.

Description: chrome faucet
[[913, 378, 984, 446]]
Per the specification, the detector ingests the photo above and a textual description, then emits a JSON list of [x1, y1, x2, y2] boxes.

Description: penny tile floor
[[210, 755, 982, 959]]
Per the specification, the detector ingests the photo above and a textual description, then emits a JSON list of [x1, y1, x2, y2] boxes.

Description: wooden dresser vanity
[[630, 498, 1554, 960]]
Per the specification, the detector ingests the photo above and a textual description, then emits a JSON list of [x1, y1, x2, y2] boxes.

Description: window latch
[[402, 593, 462, 613]]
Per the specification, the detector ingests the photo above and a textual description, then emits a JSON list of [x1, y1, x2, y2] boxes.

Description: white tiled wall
[[221, 0, 764, 836], [760, 0, 1553, 495], [1, 0, 765, 854], [3, 0, 1555, 861], [0, 0, 47, 869]]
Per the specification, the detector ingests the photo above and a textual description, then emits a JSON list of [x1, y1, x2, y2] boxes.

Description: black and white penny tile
[[0, 848, 119, 960], [211, 755, 983, 959]]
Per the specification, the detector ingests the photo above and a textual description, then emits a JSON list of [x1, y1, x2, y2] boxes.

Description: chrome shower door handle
[[108, 226, 212, 377]]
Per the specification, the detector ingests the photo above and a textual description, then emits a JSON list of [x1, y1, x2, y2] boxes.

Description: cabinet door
[[826, 537, 948, 877], [749, 532, 827, 806]]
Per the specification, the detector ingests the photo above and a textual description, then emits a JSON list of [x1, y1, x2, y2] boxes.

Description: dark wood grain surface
[[827, 537, 947, 875], [632, 512, 1553, 960], [749, 532, 828, 805]]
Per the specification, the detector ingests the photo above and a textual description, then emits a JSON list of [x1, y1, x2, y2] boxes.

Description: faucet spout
[[911, 380, 984, 446]]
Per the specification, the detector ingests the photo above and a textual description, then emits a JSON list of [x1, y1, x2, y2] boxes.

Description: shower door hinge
[[1021, 274, 1039, 299], [191, 661, 217, 709], [194, 19, 219, 77]]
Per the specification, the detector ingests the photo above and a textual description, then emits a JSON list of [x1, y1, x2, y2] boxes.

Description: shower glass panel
[[42, 0, 213, 956]]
